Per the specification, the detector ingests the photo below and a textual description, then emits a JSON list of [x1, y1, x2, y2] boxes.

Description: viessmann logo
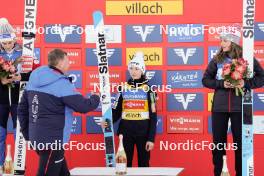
[[167, 116, 203, 134]]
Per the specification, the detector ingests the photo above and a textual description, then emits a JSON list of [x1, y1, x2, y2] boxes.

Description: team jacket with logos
[[112, 77, 157, 142], [202, 57, 264, 112], [17, 66, 100, 145]]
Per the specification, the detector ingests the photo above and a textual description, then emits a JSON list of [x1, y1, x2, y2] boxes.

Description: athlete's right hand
[[0, 76, 13, 85], [224, 81, 234, 88]]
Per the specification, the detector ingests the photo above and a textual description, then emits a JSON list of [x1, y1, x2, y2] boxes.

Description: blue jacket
[[17, 66, 100, 146]]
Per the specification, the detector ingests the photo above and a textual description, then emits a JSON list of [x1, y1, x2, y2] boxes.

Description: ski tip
[[93, 11, 103, 26]]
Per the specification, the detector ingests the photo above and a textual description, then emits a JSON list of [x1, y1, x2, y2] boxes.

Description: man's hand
[[145, 141, 154, 151]]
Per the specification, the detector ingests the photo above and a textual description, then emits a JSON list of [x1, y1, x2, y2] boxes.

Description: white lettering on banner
[[170, 117, 201, 124], [67, 52, 79, 57], [162, 24, 203, 37], [89, 74, 120, 79], [171, 72, 198, 82], [257, 94, 264, 103]]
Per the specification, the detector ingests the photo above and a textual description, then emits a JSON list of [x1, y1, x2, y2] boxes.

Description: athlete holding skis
[[202, 27, 264, 176], [0, 18, 31, 174]]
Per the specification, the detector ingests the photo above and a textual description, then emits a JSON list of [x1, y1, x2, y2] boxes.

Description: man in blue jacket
[[17, 49, 100, 176]]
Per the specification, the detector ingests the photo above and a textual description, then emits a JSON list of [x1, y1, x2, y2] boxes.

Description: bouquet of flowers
[[0, 56, 17, 86], [222, 58, 250, 96]]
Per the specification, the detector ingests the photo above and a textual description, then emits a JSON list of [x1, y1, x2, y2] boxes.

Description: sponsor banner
[[254, 93, 264, 111], [254, 46, 264, 68], [85, 25, 122, 43], [167, 24, 204, 42], [167, 93, 204, 111], [126, 47, 162, 65], [44, 24, 81, 43], [106, 0, 183, 16], [126, 24, 162, 43], [86, 48, 122, 66], [255, 23, 264, 41], [86, 71, 122, 90], [253, 116, 264, 134], [167, 70, 203, 88], [167, 116, 203, 134], [208, 46, 219, 63], [167, 47, 204, 65], [68, 70, 83, 89]]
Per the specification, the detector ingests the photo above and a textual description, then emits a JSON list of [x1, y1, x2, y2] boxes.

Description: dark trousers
[[36, 150, 70, 176], [0, 104, 18, 166], [123, 134, 150, 167], [212, 112, 242, 176]]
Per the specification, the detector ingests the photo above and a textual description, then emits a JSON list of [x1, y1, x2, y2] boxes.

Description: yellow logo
[[106, 0, 183, 16], [126, 48, 162, 65], [208, 93, 214, 111]]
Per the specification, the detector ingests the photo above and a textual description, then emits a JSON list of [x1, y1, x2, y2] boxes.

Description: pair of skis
[[93, 11, 116, 167], [242, 0, 255, 175], [13, 0, 38, 175]]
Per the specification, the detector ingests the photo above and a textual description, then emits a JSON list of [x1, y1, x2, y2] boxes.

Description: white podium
[[70, 167, 184, 176]]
